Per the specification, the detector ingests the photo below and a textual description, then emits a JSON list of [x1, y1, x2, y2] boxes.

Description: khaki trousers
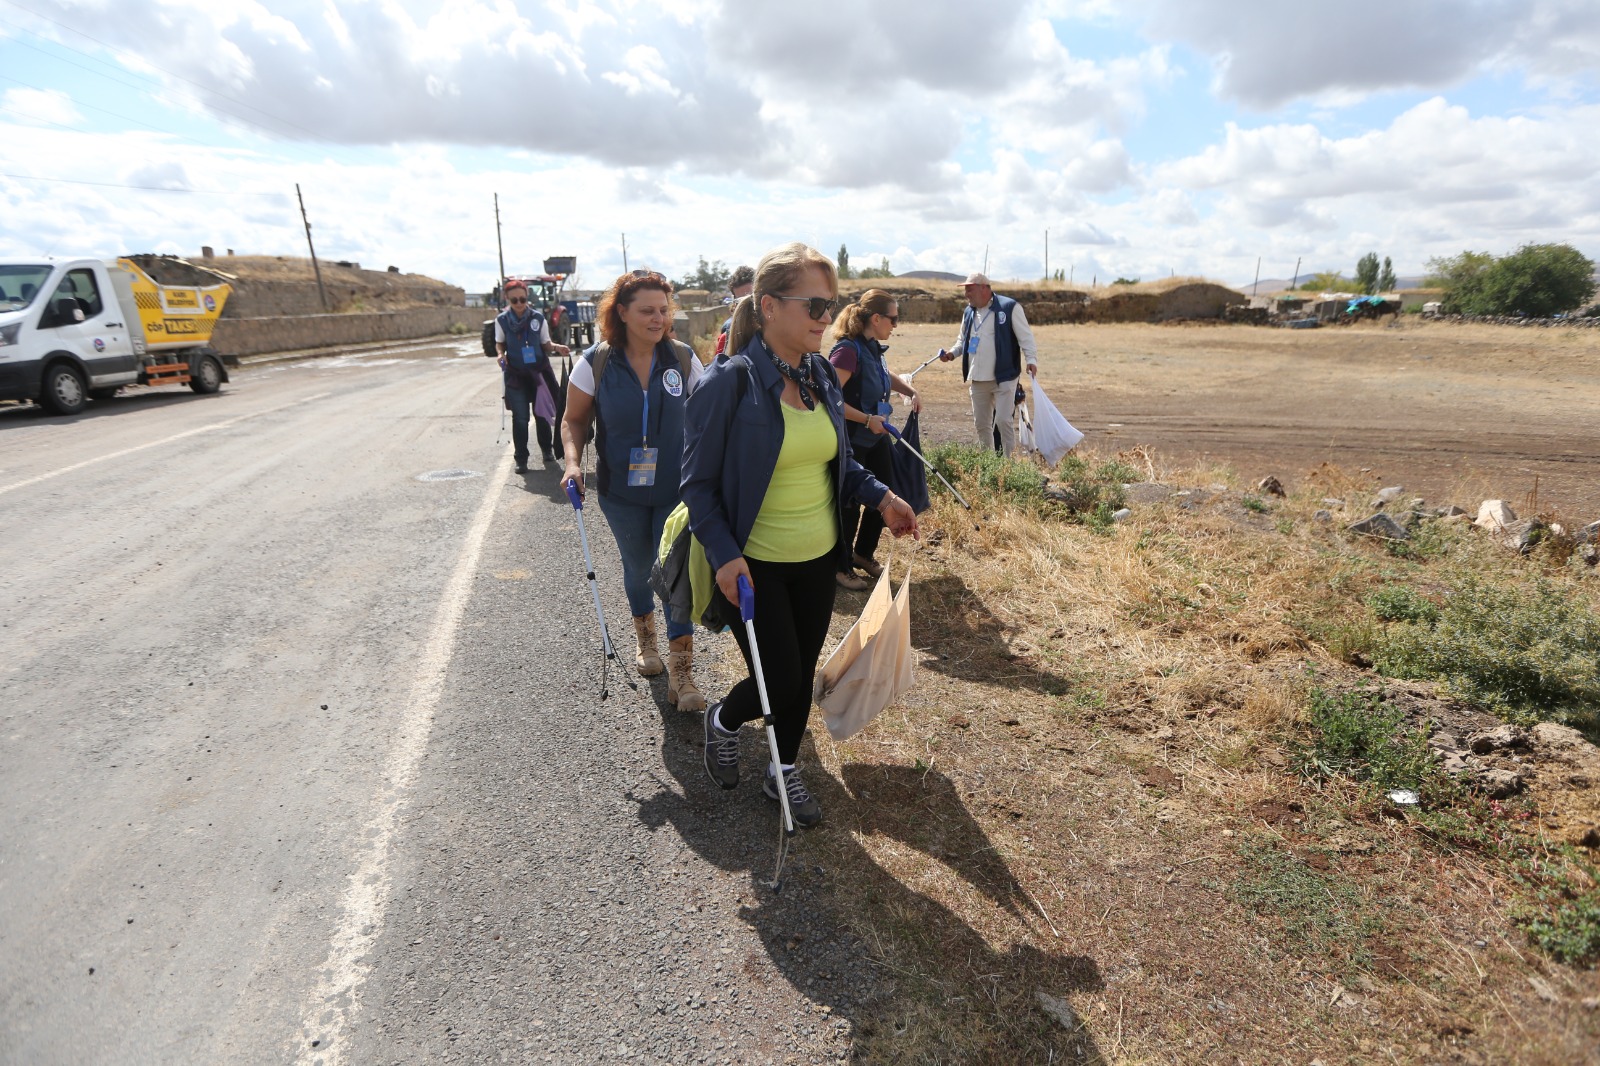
[[968, 377, 1019, 455]]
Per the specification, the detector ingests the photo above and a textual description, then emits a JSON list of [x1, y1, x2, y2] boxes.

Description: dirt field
[[885, 319, 1600, 521]]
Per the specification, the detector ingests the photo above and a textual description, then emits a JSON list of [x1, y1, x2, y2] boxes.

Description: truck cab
[[0, 257, 229, 415]]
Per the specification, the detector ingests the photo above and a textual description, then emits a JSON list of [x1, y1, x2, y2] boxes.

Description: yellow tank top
[[744, 401, 839, 563]]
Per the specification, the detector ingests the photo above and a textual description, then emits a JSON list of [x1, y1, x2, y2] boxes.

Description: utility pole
[[1290, 256, 1302, 291], [295, 183, 328, 312], [982, 245, 989, 275], [1251, 256, 1261, 297], [493, 193, 506, 298], [1044, 229, 1049, 282], [621, 233, 629, 273]]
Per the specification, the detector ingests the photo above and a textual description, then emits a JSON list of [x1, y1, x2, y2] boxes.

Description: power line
[[0, 170, 281, 196], [0, 71, 185, 137], [0, 103, 89, 134]]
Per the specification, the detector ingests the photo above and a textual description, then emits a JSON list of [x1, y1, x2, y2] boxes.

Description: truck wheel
[[552, 319, 571, 348], [481, 320, 496, 358], [189, 355, 223, 394], [40, 362, 87, 415]]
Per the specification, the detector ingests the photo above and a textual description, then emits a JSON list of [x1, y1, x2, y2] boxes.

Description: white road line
[[293, 447, 514, 1066], [0, 392, 334, 498]]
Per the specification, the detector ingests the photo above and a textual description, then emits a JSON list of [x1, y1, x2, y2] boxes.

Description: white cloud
[[1, 87, 82, 127], [1133, 0, 1600, 108]]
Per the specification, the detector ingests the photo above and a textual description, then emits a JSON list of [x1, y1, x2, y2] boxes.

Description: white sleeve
[[493, 320, 505, 344], [1011, 302, 1038, 363], [569, 357, 596, 396], [539, 317, 552, 345], [687, 354, 703, 389]]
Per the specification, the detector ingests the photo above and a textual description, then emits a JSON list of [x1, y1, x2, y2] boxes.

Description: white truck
[[0, 256, 232, 416]]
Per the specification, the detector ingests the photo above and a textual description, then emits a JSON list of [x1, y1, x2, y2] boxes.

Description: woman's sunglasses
[[507, 295, 527, 304], [774, 295, 838, 320], [876, 312, 899, 325]]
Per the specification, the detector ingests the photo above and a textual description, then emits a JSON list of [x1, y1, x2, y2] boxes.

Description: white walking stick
[[565, 478, 632, 699], [737, 574, 795, 891]]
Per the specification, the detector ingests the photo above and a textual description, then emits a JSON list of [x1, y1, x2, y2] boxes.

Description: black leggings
[[710, 552, 837, 764], [845, 436, 893, 564]]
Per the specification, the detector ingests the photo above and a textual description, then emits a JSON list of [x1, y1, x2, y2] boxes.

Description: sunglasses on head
[[774, 295, 838, 320], [629, 268, 664, 280]]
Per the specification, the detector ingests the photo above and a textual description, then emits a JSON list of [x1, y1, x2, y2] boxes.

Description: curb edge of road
[[232, 330, 485, 369]]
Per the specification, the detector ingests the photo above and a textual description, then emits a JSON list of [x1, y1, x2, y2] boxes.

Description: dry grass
[[735, 444, 1600, 1063]]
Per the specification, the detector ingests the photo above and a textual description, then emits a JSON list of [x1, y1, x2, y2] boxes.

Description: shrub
[[1372, 577, 1600, 732], [1511, 849, 1600, 967], [926, 443, 1047, 508], [1365, 584, 1439, 624]]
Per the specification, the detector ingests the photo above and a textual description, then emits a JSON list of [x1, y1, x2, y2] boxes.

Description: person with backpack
[[561, 270, 706, 712], [828, 288, 921, 590], [682, 244, 919, 828], [495, 279, 569, 472]]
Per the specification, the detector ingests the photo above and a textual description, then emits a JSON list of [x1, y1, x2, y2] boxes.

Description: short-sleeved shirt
[[569, 350, 703, 397]]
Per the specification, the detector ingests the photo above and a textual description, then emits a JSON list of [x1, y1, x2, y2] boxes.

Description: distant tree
[[857, 256, 894, 279], [837, 244, 852, 280], [1300, 270, 1349, 291], [1378, 256, 1397, 292], [679, 256, 731, 292], [1111, 276, 1139, 286], [1354, 252, 1380, 294], [1434, 243, 1597, 317]]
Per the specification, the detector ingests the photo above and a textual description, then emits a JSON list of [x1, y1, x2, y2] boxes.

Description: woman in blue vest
[[828, 288, 921, 590], [494, 280, 568, 472], [561, 271, 705, 712], [682, 244, 919, 828]]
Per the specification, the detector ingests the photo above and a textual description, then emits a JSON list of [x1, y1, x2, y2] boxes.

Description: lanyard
[[970, 308, 990, 339], [640, 388, 650, 448]]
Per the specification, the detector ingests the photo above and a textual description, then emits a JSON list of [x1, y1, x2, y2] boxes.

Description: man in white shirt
[[939, 272, 1038, 455]]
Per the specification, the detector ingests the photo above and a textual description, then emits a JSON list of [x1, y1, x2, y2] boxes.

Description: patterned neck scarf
[[760, 336, 819, 410]]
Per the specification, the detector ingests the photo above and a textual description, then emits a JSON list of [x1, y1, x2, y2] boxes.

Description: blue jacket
[[681, 334, 890, 574], [956, 292, 1023, 383], [590, 340, 689, 507], [833, 336, 892, 453], [497, 306, 559, 397]]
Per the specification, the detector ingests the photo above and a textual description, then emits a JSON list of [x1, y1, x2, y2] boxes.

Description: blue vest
[[497, 306, 547, 372], [956, 293, 1022, 382], [840, 336, 891, 451], [591, 340, 689, 507]]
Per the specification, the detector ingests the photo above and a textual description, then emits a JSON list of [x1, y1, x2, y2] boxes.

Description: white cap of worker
[[962, 272, 991, 287]]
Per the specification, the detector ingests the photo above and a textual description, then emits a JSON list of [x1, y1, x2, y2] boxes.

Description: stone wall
[[212, 307, 489, 357]]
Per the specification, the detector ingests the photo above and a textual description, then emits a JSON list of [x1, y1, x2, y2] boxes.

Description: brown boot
[[632, 615, 663, 676], [666, 635, 706, 712]]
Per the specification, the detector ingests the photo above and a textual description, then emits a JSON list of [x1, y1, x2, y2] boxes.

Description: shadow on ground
[[909, 572, 1080, 698], [635, 699, 1104, 1062]]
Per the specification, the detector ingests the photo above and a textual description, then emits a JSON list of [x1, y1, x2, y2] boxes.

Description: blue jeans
[[597, 494, 693, 639]]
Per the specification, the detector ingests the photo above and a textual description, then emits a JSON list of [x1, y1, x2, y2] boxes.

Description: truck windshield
[[0, 265, 54, 312]]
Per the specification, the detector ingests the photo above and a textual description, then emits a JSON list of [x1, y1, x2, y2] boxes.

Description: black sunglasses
[[774, 295, 838, 320], [877, 312, 899, 325], [507, 295, 527, 304]]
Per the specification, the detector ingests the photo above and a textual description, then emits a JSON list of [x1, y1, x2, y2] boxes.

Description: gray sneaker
[[703, 702, 739, 790], [763, 764, 822, 828]]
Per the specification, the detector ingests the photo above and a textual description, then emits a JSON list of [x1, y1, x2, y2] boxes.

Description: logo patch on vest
[[998, 311, 1007, 324], [663, 368, 684, 397]]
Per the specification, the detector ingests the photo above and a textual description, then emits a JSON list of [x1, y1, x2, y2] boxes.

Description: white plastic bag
[[1017, 398, 1036, 455], [1030, 381, 1083, 466], [815, 567, 915, 741]]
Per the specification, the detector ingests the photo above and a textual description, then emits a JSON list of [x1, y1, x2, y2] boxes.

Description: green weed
[[1242, 494, 1269, 513], [1510, 848, 1600, 966], [1373, 576, 1600, 735], [1365, 584, 1440, 624], [1228, 838, 1382, 971], [1293, 687, 1434, 792], [926, 443, 1048, 508]]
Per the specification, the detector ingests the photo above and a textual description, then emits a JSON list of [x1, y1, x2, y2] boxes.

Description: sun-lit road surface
[[0, 341, 859, 1065]]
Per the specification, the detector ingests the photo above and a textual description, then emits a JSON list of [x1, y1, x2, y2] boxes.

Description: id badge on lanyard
[[627, 390, 658, 487], [521, 343, 541, 366], [966, 310, 988, 356]]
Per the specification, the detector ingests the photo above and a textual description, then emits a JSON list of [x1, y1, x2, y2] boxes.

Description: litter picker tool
[[737, 574, 795, 891], [903, 349, 947, 382], [882, 421, 978, 527], [565, 478, 634, 699]]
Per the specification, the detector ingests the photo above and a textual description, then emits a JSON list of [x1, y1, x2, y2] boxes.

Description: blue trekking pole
[[566, 478, 631, 699], [737, 574, 795, 890]]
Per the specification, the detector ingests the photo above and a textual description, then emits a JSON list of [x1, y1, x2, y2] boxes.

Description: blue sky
[[2, 0, 1597, 293]]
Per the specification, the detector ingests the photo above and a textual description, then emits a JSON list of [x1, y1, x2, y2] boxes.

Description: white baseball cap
[[962, 272, 991, 287]]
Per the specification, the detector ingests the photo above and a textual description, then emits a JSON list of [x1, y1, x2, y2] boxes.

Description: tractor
[[480, 256, 598, 360]]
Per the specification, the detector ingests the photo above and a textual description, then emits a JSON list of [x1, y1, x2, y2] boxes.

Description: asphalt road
[[0, 342, 871, 1065]]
